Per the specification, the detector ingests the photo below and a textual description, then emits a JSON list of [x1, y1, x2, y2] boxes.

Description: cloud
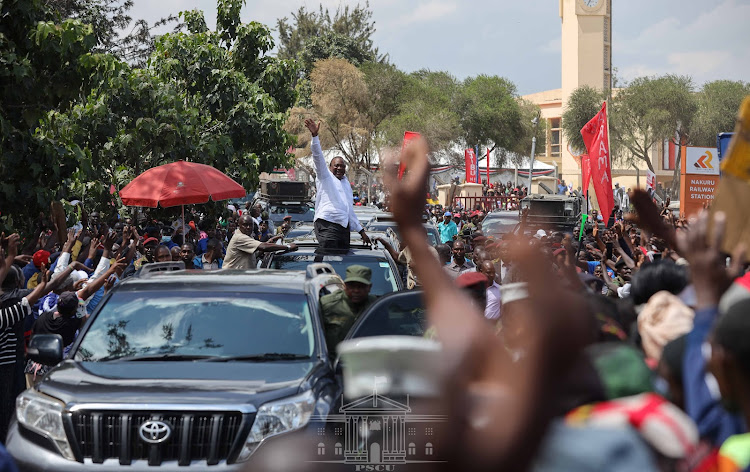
[[615, 0, 750, 85], [394, 1, 458, 26]]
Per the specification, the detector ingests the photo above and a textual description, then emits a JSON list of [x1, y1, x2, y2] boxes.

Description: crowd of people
[[0, 127, 748, 472]]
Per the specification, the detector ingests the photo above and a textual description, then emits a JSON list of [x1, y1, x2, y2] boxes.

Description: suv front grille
[[71, 411, 245, 466]]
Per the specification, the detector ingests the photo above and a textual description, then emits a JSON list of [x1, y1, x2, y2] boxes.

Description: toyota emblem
[[139, 420, 172, 444]]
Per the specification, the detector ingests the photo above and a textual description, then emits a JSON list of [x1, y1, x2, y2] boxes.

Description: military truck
[[518, 194, 583, 232], [251, 179, 315, 224]]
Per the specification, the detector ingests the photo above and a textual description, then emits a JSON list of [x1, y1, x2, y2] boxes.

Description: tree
[[38, 0, 298, 216], [277, 3, 382, 63], [610, 75, 697, 172], [378, 70, 463, 164], [0, 0, 105, 233], [691, 80, 750, 147], [47, 0, 178, 66], [562, 85, 606, 156], [458, 75, 523, 153]]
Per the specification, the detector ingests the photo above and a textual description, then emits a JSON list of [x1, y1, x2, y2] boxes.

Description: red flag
[[399, 131, 421, 179], [581, 153, 591, 195], [580, 102, 614, 226], [465, 149, 478, 183]]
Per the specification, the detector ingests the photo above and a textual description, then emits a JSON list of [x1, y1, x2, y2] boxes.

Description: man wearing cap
[[438, 212, 458, 244], [304, 119, 370, 252], [223, 214, 297, 270], [319, 265, 377, 356], [23, 250, 50, 289]]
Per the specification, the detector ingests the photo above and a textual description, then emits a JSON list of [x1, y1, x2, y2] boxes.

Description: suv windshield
[[269, 254, 398, 296], [75, 292, 314, 362]]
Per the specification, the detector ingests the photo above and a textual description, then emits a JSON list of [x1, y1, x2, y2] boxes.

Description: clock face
[[582, 0, 601, 7]]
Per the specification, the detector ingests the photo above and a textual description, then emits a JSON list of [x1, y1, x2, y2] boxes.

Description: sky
[[129, 0, 750, 95]]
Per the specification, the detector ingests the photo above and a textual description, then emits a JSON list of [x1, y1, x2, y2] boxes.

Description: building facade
[[523, 0, 674, 195]]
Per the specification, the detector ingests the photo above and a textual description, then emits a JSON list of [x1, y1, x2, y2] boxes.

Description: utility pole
[[527, 111, 541, 194]]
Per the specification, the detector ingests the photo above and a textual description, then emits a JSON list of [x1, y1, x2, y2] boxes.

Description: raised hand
[[5, 233, 20, 259], [676, 211, 731, 309], [304, 119, 321, 137]]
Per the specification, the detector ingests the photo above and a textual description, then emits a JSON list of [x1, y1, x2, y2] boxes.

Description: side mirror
[[28, 334, 63, 366]]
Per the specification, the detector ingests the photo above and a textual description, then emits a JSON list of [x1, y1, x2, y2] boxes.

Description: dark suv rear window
[[269, 255, 398, 296]]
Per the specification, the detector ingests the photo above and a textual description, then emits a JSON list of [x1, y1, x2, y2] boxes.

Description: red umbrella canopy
[[119, 161, 246, 208]]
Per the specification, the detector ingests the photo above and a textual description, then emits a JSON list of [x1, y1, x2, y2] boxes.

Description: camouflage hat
[[344, 265, 372, 285]]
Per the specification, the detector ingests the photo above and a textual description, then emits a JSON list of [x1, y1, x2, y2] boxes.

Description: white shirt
[[485, 282, 501, 320], [310, 136, 363, 232]]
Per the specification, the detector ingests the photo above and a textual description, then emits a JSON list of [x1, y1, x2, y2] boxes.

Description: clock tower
[[560, 0, 612, 181]]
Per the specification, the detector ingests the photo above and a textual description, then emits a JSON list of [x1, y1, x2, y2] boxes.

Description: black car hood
[[38, 360, 318, 406]]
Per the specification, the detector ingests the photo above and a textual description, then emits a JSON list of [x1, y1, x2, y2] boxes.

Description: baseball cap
[[455, 272, 489, 289], [344, 265, 372, 285], [57, 291, 79, 317], [444, 211, 452, 217], [32, 250, 51, 269], [142, 237, 159, 246], [534, 229, 548, 239]]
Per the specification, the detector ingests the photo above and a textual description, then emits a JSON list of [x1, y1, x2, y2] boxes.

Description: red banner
[[646, 170, 656, 190], [465, 149, 478, 183], [581, 153, 591, 196], [581, 102, 614, 225], [399, 131, 421, 179]]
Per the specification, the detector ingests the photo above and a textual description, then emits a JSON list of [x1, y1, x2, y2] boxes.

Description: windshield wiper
[[206, 353, 311, 362], [107, 354, 219, 362]]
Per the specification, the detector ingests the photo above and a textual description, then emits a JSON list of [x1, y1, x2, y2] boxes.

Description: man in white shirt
[[480, 261, 501, 321], [305, 119, 370, 252]]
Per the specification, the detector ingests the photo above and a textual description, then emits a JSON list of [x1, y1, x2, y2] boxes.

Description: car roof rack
[[136, 261, 186, 277]]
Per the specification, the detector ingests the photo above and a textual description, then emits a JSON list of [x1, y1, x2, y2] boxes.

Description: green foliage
[[562, 85, 605, 155], [277, 2, 382, 63], [691, 80, 750, 147], [379, 70, 462, 163], [35, 2, 297, 220], [611, 75, 697, 171], [458, 75, 524, 157], [299, 31, 375, 74], [47, 0, 178, 66], [0, 0, 103, 234]]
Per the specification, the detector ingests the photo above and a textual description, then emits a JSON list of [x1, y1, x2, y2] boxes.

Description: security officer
[[319, 265, 377, 356]]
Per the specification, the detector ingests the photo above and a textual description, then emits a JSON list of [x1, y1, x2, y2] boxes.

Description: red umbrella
[[119, 161, 246, 232], [120, 161, 245, 207]]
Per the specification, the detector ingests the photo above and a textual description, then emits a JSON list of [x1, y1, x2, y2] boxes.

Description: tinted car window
[[269, 254, 398, 296], [482, 218, 519, 235], [269, 204, 315, 221], [349, 292, 426, 339], [75, 292, 314, 361]]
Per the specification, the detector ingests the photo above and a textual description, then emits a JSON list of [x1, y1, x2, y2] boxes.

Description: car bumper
[[6, 421, 248, 472]]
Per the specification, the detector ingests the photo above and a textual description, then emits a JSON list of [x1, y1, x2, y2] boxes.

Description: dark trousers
[[0, 363, 14, 443], [314, 219, 350, 254]]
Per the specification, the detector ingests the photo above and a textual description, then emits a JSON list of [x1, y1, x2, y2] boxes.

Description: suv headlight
[[237, 390, 316, 462], [16, 390, 75, 460]]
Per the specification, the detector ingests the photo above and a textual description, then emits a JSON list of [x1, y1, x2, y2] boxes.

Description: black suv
[[260, 235, 404, 297], [6, 267, 348, 471]]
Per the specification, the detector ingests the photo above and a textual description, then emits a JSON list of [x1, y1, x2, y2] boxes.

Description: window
[[335, 443, 342, 455], [426, 443, 433, 456], [317, 427, 326, 436], [334, 427, 343, 436], [408, 427, 416, 436], [75, 292, 314, 361], [425, 427, 433, 436], [549, 118, 562, 158], [318, 443, 325, 455], [408, 443, 416, 455]]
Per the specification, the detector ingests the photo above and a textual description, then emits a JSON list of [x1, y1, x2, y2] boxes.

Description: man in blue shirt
[[438, 212, 458, 244]]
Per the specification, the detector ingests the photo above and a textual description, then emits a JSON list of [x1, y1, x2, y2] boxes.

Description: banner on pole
[[399, 131, 421, 179], [580, 102, 614, 226], [646, 170, 656, 190], [581, 153, 591, 195], [465, 149, 478, 183]]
